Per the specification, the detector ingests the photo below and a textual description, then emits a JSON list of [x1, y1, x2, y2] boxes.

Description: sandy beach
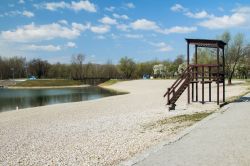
[[0, 80, 249, 165]]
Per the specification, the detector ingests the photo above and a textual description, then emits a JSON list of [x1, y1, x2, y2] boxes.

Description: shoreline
[[98, 84, 130, 94], [6, 84, 90, 89], [0, 83, 128, 114]]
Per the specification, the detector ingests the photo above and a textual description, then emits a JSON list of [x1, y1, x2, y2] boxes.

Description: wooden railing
[[163, 64, 225, 106], [163, 66, 192, 105], [189, 64, 224, 82]]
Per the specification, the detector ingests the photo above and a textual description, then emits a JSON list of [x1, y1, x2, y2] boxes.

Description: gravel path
[[135, 93, 250, 166], [0, 80, 248, 165]]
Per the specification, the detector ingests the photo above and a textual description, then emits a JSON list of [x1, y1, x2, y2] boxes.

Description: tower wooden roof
[[186, 38, 226, 49]]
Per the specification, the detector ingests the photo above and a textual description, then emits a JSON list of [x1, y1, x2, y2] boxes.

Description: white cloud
[[232, 6, 250, 13], [23, 44, 61, 52], [2, 10, 22, 17], [171, 4, 250, 29], [58, 19, 68, 25], [1, 22, 89, 42], [124, 34, 143, 39], [40, 1, 97, 12], [0, 10, 34, 18], [130, 19, 196, 34], [116, 24, 130, 31], [0, 21, 117, 42], [199, 7, 250, 29], [161, 26, 197, 34], [130, 19, 159, 30], [199, 14, 245, 29], [158, 46, 172, 52], [105, 6, 115, 12], [72, 22, 90, 31], [113, 13, 129, 20], [71, 1, 96, 12], [150, 42, 172, 52], [171, 4, 186, 12], [18, 0, 25, 4], [99, 16, 117, 25], [90, 25, 110, 34], [96, 35, 106, 40], [44, 1, 68, 11], [185, 10, 211, 19], [66, 42, 76, 48], [22, 10, 34, 18], [171, 4, 212, 19], [125, 3, 135, 9]]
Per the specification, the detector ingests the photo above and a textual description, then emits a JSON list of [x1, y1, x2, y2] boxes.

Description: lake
[[0, 87, 124, 112]]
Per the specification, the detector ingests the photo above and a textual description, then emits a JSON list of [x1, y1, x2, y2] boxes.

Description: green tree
[[28, 59, 50, 79], [168, 55, 185, 77], [119, 56, 136, 79], [135, 61, 158, 78]]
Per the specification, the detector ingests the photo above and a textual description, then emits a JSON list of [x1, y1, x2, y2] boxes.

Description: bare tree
[[102, 60, 119, 78], [71, 54, 85, 80], [220, 32, 246, 85], [0, 57, 4, 80]]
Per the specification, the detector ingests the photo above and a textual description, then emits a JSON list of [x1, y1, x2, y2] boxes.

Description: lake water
[[0, 87, 124, 112]]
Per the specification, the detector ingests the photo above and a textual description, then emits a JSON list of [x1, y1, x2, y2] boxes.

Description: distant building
[[153, 64, 166, 78]]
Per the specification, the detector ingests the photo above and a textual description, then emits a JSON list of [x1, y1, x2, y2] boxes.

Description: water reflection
[[0, 87, 123, 112]]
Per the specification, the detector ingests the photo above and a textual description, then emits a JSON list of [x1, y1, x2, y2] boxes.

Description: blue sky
[[0, 0, 250, 64]]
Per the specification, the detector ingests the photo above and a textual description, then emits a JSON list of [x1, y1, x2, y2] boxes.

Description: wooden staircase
[[163, 66, 193, 110]]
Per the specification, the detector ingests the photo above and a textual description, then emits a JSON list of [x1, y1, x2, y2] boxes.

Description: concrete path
[[136, 94, 250, 166]]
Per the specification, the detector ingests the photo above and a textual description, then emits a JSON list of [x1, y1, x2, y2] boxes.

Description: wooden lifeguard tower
[[164, 39, 226, 110]]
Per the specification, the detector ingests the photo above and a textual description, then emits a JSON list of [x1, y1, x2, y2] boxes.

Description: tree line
[[0, 54, 184, 80], [0, 32, 249, 84]]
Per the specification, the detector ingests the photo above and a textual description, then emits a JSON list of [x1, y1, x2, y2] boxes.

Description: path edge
[[119, 104, 231, 166]]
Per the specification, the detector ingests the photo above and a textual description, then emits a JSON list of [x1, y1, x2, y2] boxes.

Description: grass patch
[[13, 79, 83, 87], [144, 112, 212, 132], [99, 79, 122, 86], [156, 112, 211, 126]]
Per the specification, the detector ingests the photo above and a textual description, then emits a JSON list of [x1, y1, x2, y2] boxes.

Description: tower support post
[[187, 42, 190, 104]]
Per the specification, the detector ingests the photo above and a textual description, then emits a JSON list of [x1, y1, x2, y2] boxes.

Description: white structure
[[153, 64, 166, 77]]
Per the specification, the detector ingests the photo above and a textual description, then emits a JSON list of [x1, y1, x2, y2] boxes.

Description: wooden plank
[[223, 48, 225, 102], [217, 46, 220, 105]]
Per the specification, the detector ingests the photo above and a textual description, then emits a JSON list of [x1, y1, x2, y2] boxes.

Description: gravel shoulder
[[0, 80, 248, 165]]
